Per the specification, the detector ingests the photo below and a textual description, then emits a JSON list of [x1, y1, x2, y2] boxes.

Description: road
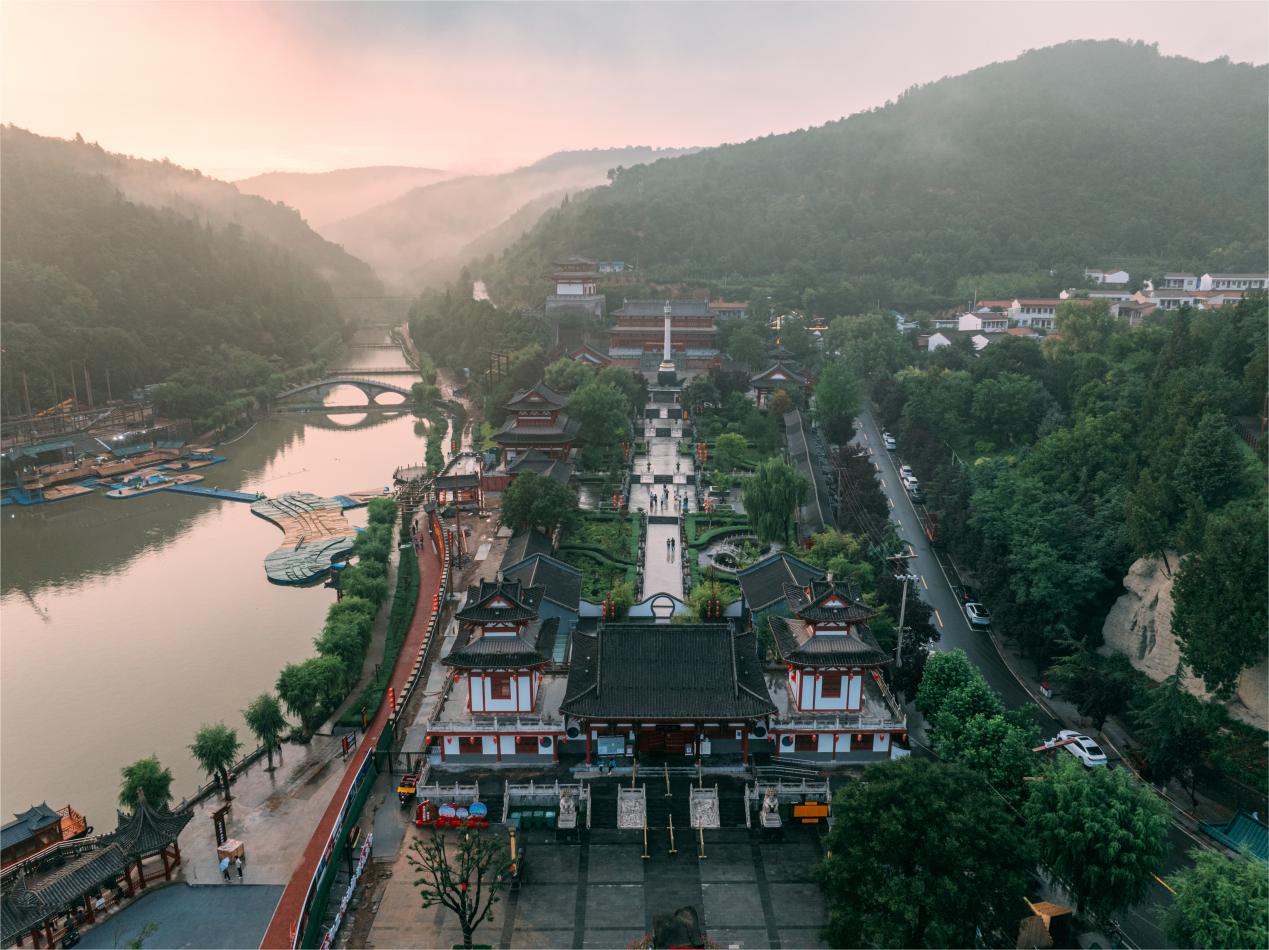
[[853, 407, 1058, 729], [854, 406, 1187, 949]]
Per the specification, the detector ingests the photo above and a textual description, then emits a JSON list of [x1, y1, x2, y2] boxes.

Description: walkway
[[259, 526, 444, 948], [79, 884, 285, 949], [629, 401, 695, 601]]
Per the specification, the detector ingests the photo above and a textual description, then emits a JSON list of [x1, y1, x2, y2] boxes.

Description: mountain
[[0, 128, 349, 418], [1, 126, 381, 299], [482, 41, 1269, 312], [324, 147, 694, 291], [235, 165, 451, 229]]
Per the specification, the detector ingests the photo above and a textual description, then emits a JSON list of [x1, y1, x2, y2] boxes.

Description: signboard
[[597, 736, 626, 757]]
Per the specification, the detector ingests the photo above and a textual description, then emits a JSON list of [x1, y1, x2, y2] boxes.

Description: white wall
[[469, 672, 534, 713]]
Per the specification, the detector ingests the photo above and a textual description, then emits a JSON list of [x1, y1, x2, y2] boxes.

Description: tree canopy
[[1165, 848, 1269, 950], [119, 756, 175, 812], [742, 457, 808, 544], [500, 472, 580, 537]]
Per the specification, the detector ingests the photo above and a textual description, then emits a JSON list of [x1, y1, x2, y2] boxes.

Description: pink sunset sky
[[3, 1, 1266, 180]]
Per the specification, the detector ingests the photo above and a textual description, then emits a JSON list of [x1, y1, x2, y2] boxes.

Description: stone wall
[[1099, 553, 1267, 730]]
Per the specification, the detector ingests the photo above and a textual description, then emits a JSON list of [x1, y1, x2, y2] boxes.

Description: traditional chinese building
[[608, 299, 720, 372], [430, 577, 569, 763], [559, 622, 775, 763], [567, 344, 612, 369], [545, 257, 606, 320], [767, 577, 907, 761], [492, 383, 579, 463], [749, 362, 811, 409]]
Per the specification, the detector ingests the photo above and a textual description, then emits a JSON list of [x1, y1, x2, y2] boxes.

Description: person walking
[[220, 856, 231, 883], [236, 856, 244, 881]]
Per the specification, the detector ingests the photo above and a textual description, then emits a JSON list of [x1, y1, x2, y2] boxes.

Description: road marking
[[887, 498, 894, 509], [920, 575, 928, 590], [934, 609, 944, 628]]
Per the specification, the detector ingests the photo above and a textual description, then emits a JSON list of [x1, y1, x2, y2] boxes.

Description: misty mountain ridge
[[0, 126, 381, 298], [236, 164, 452, 229], [483, 40, 1268, 312], [323, 145, 696, 291]]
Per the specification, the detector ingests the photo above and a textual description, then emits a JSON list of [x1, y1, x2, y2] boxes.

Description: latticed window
[[821, 672, 843, 698], [490, 673, 513, 700]]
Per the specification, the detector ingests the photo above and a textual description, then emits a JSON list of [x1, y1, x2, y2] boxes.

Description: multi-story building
[[491, 382, 579, 463], [1162, 272, 1198, 290], [1200, 273, 1269, 291], [607, 299, 720, 372]]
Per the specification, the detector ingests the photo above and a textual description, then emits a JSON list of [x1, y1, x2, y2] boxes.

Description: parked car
[[899, 464, 914, 480], [964, 602, 991, 627], [882, 432, 897, 451], [903, 475, 920, 493], [1053, 730, 1108, 768]]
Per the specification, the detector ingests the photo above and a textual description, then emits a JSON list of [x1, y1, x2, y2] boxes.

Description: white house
[[926, 332, 951, 352], [971, 334, 991, 352], [1084, 268, 1130, 286], [1011, 299, 1061, 331], [1151, 288, 1202, 310], [958, 309, 1009, 333], [1200, 273, 1269, 291], [1162, 273, 1198, 290]]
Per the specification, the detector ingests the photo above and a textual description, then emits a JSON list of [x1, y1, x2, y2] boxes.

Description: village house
[[1162, 272, 1198, 290], [958, 309, 1009, 333], [1083, 267, 1130, 285], [1011, 298, 1061, 330], [1200, 272, 1269, 291]]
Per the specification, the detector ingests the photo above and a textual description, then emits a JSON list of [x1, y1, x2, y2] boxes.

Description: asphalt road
[[852, 408, 1059, 731], [853, 406, 1189, 949]]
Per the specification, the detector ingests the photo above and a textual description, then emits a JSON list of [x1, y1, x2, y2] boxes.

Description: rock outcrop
[[1100, 553, 1267, 730]]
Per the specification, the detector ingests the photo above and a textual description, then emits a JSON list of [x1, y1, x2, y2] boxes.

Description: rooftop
[[0, 805, 62, 853], [506, 449, 575, 485], [493, 416, 581, 443], [443, 616, 560, 670], [455, 577, 544, 624], [499, 530, 553, 570], [613, 299, 714, 319], [561, 623, 775, 721], [502, 554, 583, 612], [769, 614, 889, 667], [735, 553, 826, 613], [504, 382, 568, 412]]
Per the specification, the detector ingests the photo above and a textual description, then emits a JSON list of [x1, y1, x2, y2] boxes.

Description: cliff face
[[1100, 554, 1267, 729]]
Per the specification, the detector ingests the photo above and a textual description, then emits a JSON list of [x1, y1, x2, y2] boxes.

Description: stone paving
[[629, 399, 695, 601], [78, 883, 284, 949], [360, 826, 827, 949]]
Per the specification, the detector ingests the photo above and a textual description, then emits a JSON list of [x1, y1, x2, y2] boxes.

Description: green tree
[[742, 457, 807, 544], [1024, 756, 1169, 918], [243, 694, 287, 770], [811, 362, 862, 444], [367, 497, 397, 526], [1135, 673, 1220, 804], [970, 372, 1052, 446], [544, 357, 593, 393], [594, 365, 645, 413], [500, 472, 580, 536], [1047, 647, 1135, 731], [726, 324, 767, 370], [1124, 470, 1175, 573], [935, 712, 1040, 799], [119, 756, 175, 812], [408, 829, 510, 949], [825, 312, 909, 388], [277, 655, 348, 737], [915, 649, 977, 718], [1172, 501, 1269, 697], [1165, 848, 1269, 950], [189, 722, 242, 801], [816, 758, 1034, 948], [341, 566, 388, 606], [1173, 412, 1247, 511], [315, 619, 367, 688], [711, 432, 749, 472], [567, 381, 629, 469]]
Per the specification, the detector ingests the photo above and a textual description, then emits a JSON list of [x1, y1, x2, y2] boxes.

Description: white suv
[[1054, 730, 1108, 768], [882, 432, 897, 451]]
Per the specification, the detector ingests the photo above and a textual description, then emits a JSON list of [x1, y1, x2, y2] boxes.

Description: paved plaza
[[629, 399, 695, 601], [361, 825, 827, 949], [77, 884, 284, 949]]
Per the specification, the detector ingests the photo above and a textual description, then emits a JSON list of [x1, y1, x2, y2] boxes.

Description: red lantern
[[454, 673, 460, 683], [459, 882, 468, 893]]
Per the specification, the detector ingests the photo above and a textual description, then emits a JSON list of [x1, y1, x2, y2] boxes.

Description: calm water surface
[[1, 378, 426, 825]]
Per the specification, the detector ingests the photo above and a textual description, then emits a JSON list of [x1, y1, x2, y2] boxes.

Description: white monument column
[[657, 300, 676, 383]]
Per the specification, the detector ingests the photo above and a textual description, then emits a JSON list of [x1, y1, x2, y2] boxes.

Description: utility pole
[[888, 551, 918, 673]]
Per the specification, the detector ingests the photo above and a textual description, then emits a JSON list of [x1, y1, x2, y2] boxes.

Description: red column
[[44, 921, 55, 948], [495, 734, 503, 763], [85, 894, 96, 924], [136, 857, 146, 889], [161, 849, 171, 881], [741, 728, 750, 764], [172, 841, 182, 867], [121, 863, 134, 897]]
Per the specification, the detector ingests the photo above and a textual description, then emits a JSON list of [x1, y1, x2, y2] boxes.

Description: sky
[[2, 1, 1266, 180]]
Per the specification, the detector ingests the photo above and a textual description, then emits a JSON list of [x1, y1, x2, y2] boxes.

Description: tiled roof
[[502, 554, 582, 612], [111, 799, 192, 857], [493, 416, 580, 443], [750, 362, 807, 387], [506, 449, 575, 485], [504, 383, 568, 412], [455, 578, 544, 623], [1, 845, 128, 943], [736, 553, 826, 613], [442, 617, 559, 670], [768, 615, 890, 667], [783, 580, 877, 623], [499, 530, 553, 570], [560, 623, 776, 720], [1, 804, 62, 852], [613, 299, 714, 318]]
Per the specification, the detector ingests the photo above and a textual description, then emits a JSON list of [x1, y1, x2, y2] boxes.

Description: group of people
[[648, 487, 690, 514], [666, 536, 678, 562], [219, 855, 245, 882]]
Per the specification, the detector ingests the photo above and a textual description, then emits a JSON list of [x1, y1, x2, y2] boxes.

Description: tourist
[[219, 856, 231, 882], [236, 856, 244, 880], [675, 460, 680, 473]]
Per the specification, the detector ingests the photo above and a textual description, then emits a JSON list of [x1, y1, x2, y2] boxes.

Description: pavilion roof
[[768, 615, 889, 667], [783, 579, 878, 624], [1, 846, 128, 943], [735, 553, 826, 613], [750, 362, 807, 387], [455, 577, 544, 624], [110, 797, 192, 858], [504, 383, 568, 412], [442, 617, 559, 670]]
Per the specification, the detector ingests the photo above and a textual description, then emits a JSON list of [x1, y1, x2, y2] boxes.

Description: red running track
[[260, 532, 444, 948]]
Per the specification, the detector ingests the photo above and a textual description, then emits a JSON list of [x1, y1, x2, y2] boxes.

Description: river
[[0, 352, 426, 827]]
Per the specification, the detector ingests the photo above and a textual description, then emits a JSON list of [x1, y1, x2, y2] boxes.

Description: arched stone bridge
[[275, 376, 413, 406]]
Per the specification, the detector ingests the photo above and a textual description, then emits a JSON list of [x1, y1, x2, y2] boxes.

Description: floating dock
[[163, 484, 261, 503], [251, 492, 360, 585]]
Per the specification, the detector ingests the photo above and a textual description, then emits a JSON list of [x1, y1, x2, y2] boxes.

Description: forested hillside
[[484, 41, 1268, 312], [236, 164, 451, 229], [1, 136, 347, 424], [325, 146, 693, 290], [1, 127, 381, 298]]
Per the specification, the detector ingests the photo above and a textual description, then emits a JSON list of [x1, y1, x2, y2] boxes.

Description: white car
[[964, 602, 991, 627], [1055, 730, 1108, 768], [882, 432, 897, 451], [898, 464, 914, 480], [903, 475, 920, 493]]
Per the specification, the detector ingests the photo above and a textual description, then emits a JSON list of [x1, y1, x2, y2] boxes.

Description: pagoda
[[492, 382, 579, 464], [766, 576, 907, 761]]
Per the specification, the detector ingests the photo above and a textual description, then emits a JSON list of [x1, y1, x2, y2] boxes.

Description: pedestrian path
[[630, 398, 696, 601]]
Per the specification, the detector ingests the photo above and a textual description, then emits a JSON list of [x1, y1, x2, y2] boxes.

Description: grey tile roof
[[1, 845, 128, 943], [111, 800, 192, 858], [1, 804, 62, 853], [504, 383, 568, 412], [768, 615, 890, 667], [499, 530, 553, 570], [735, 553, 826, 613], [560, 623, 776, 720], [442, 617, 559, 670], [783, 579, 876, 623], [613, 299, 714, 318], [455, 578, 544, 623], [493, 416, 580, 443], [506, 450, 575, 485], [750, 362, 807, 387], [502, 554, 582, 612]]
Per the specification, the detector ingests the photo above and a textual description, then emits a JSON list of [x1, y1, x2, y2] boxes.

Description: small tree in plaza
[[244, 693, 288, 770], [409, 829, 511, 949], [189, 722, 242, 801]]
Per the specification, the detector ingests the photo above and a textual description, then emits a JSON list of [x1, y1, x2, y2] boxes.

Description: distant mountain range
[[235, 165, 451, 229], [321, 147, 695, 291], [482, 40, 1269, 312], [1, 126, 381, 299]]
